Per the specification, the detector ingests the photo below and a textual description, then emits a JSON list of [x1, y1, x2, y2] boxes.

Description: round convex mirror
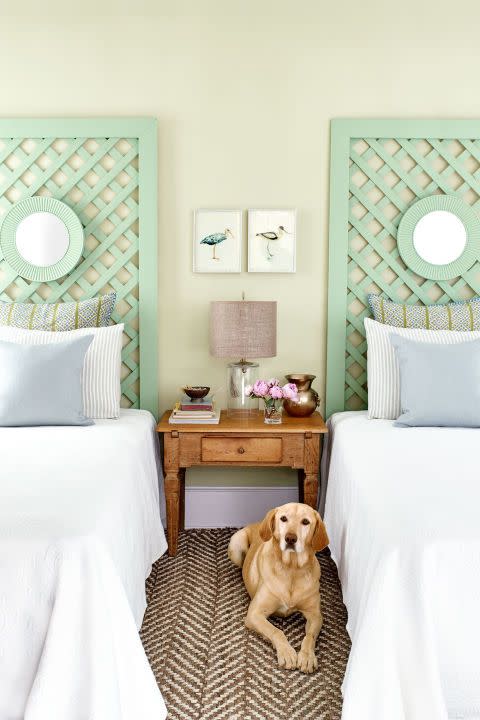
[[413, 210, 467, 265], [16, 212, 70, 267], [0, 197, 84, 281], [397, 195, 480, 280]]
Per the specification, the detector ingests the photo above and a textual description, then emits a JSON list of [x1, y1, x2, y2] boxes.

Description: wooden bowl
[[183, 386, 210, 400]]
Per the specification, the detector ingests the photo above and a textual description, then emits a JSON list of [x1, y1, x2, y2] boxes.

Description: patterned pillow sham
[[368, 293, 480, 331], [0, 292, 116, 331]]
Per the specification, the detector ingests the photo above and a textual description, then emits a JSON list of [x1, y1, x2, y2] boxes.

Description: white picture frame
[[193, 209, 242, 273], [247, 209, 296, 273]]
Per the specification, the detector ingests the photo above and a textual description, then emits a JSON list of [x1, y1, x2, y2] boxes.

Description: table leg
[[297, 469, 305, 503], [165, 471, 181, 556], [303, 433, 321, 509], [164, 432, 181, 556], [179, 468, 186, 531], [303, 472, 319, 509]]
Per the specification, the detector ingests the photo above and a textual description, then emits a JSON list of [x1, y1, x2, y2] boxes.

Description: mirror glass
[[413, 210, 467, 265], [15, 212, 70, 267]]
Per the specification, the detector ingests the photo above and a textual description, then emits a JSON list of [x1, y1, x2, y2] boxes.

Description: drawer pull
[[238, 447, 245, 454]]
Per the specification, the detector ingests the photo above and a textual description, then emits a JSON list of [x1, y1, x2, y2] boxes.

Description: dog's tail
[[227, 526, 252, 568]]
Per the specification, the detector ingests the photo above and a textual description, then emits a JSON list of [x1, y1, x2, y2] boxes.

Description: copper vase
[[283, 374, 320, 417]]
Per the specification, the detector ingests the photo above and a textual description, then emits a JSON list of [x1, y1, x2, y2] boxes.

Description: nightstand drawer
[[201, 436, 282, 463]]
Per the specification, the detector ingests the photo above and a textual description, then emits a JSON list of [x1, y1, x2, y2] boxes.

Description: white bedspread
[[0, 409, 168, 720], [324, 411, 480, 720]]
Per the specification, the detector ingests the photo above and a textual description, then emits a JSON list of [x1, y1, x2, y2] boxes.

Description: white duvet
[[0, 409, 168, 720], [323, 411, 480, 720]]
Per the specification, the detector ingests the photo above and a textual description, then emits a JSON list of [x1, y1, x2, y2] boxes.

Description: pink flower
[[252, 379, 269, 397], [282, 382, 298, 400], [267, 378, 279, 387], [269, 385, 284, 400], [244, 384, 253, 397]]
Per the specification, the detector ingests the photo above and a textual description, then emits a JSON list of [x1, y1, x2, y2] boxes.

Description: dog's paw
[[276, 642, 297, 670], [297, 649, 318, 674]]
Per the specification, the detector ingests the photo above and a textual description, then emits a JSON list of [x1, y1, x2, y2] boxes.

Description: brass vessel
[[283, 374, 320, 417]]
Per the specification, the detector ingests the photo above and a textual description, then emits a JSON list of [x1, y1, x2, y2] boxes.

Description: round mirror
[[0, 197, 84, 281], [397, 195, 480, 280], [413, 210, 467, 265], [16, 212, 70, 267]]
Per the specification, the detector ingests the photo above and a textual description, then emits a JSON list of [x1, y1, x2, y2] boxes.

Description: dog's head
[[259, 502, 329, 555]]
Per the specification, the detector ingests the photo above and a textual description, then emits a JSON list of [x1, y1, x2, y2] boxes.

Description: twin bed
[[0, 119, 168, 719], [323, 119, 480, 720]]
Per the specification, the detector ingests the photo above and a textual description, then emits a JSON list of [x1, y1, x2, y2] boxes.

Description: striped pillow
[[0, 292, 116, 331], [0, 324, 123, 419], [368, 293, 480, 331], [365, 318, 480, 420]]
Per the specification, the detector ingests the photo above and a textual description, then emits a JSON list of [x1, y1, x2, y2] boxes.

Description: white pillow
[[0, 324, 123, 419], [365, 318, 480, 419]]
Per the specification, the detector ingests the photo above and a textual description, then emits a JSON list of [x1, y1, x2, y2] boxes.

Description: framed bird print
[[247, 209, 296, 273], [193, 209, 242, 273]]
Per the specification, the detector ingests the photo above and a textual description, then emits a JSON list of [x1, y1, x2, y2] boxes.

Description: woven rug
[[140, 529, 350, 720]]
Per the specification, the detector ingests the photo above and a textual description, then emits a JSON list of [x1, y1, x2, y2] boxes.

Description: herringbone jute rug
[[140, 529, 350, 720]]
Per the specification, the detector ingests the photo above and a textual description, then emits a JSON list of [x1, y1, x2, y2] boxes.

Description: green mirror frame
[[397, 194, 480, 280], [0, 196, 84, 282]]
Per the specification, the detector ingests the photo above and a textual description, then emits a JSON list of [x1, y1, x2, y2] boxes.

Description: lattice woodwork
[[346, 135, 480, 410], [0, 135, 141, 408]]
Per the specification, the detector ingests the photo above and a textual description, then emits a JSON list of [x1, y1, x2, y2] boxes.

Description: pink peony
[[244, 384, 253, 397], [267, 378, 279, 387], [252, 379, 269, 397], [269, 384, 284, 400], [282, 382, 298, 400]]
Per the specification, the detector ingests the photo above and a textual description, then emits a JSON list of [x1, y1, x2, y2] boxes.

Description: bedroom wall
[[1, 0, 479, 490]]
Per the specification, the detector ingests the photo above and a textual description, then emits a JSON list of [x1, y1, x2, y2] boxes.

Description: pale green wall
[[1, 0, 479, 486]]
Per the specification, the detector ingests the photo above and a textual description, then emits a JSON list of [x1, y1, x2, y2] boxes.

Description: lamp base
[[227, 361, 259, 415]]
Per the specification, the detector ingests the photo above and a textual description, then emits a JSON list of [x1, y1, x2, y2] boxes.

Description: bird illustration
[[256, 225, 291, 259], [200, 228, 234, 260]]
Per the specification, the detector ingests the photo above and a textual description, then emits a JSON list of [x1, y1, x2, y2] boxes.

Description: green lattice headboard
[[0, 118, 158, 416], [326, 119, 480, 416]]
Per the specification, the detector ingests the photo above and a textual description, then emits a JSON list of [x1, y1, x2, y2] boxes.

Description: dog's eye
[[280, 515, 288, 522], [301, 519, 310, 525]]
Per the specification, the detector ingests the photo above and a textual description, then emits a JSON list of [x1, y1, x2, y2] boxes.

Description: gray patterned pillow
[[0, 292, 116, 331], [368, 293, 480, 331]]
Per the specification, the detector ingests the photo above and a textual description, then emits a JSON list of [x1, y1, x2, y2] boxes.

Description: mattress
[[323, 411, 480, 720], [0, 409, 167, 720]]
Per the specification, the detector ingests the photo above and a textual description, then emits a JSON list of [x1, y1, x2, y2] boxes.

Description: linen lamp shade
[[209, 301, 277, 359]]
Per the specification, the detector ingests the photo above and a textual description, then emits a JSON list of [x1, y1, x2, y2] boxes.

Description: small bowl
[[183, 386, 210, 400]]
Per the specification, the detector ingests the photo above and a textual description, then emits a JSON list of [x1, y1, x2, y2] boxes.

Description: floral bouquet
[[245, 378, 298, 424]]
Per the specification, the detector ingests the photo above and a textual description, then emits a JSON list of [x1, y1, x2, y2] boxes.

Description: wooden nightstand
[[157, 410, 328, 556]]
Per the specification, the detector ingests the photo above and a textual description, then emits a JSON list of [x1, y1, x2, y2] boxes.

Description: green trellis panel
[[0, 118, 158, 417], [326, 119, 480, 417]]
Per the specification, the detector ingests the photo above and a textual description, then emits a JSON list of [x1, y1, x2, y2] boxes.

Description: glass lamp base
[[227, 361, 259, 415]]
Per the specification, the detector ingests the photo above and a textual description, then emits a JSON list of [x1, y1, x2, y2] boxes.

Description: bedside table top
[[157, 409, 328, 434]]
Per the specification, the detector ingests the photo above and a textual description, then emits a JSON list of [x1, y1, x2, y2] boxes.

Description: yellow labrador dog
[[228, 502, 329, 673]]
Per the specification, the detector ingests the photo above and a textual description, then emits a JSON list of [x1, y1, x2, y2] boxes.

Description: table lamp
[[209, 300, 277, 414]]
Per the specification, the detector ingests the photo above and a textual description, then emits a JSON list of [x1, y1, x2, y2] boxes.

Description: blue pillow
[[0, 335, 94, 426], [390, 334, 480, 427]]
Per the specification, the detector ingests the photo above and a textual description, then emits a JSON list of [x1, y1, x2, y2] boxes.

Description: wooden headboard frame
[[326, 118, 480, 417], [0, 118, 158, 416]]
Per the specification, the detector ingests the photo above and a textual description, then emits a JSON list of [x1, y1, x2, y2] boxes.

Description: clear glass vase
[[263, 400, 283, 424]]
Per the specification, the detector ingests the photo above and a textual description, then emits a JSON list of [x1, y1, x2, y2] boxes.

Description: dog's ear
[[311, 511, 329, 553], [259, 508, 277, 542]]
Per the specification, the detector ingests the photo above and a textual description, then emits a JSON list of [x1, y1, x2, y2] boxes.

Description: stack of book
[[168, 394, 220, 424]]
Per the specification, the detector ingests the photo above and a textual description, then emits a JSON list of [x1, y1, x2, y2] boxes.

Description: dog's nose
[[285, 533, 297, 545]]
